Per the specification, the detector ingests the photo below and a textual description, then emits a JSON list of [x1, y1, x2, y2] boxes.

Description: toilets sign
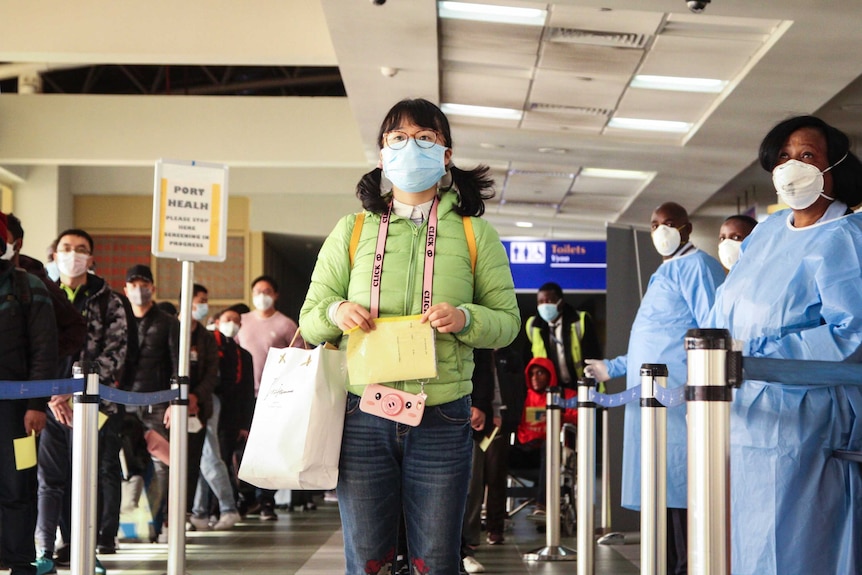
[[152, 159, 229, 261]]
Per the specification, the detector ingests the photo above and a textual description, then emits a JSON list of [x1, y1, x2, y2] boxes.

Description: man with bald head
[[584, 202, 725, 575]]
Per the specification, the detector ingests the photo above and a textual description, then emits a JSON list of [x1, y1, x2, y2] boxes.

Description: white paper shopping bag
[[238, 343, 346, 490]]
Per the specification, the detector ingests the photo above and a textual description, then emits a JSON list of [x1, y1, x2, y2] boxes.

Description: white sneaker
[[188, 515, 211, 531], [462, 556, 485, 573], [213, 511, 240, 531]]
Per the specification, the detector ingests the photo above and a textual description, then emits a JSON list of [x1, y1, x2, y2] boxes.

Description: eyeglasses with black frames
[[383, 129, 441, 150]]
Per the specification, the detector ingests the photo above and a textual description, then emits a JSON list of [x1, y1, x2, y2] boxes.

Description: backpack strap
[[348, 212, 365, 268], [462, 216, 477, 274], [348, 211, 477, 273]]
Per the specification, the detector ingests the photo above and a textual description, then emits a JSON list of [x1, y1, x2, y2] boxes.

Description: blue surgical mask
[[538, 303, 560, 323], [192, 303, 209, 322], [381, 141, 447, 193]]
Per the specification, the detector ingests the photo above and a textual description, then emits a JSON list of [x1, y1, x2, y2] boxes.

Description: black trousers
[[36, 409, 123, 552], [0, 400, 38, 575], [668, 507, 688, 575]]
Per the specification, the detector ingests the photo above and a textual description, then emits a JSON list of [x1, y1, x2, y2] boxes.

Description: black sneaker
[[53, 546, 71, 567], [260, 505, 278, 521]]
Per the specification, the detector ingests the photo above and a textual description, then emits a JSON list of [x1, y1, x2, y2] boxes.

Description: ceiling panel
[[615, 89, 715, 123], [571, 174, 650, 197], [521, 109, 607, 133], [530, 69, 627, 109], [538, 43, 644, 76], [442, 71, 531, 109], [643, 34, 765, 79], [500, 170, 574, 204], [548, 5, 665, 35]]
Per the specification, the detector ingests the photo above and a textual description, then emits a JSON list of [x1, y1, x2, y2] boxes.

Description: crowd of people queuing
[[3, 108, 861, 575]]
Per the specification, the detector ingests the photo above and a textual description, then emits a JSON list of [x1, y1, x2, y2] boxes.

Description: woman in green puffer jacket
[[300, 98, 519, 575]]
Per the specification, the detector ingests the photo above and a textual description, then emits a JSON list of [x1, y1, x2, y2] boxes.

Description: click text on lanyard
[[369, 198, 439, 318]]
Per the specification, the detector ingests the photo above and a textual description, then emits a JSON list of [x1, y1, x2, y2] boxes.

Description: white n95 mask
[[651, 225, 681, 257], [718, 238, 742, 270], [772, 154, 846, 210]]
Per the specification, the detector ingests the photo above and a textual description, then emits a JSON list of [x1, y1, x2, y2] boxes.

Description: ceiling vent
[[529, 102, 612, 117], [546, 27, 649, 49]]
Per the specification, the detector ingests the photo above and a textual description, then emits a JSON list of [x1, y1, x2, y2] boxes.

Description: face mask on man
[[253, 293, 274, 312], [537, 302, 560, 323], [651, 225, 682, 257], [718, 239, 742, 270], [219, 321, 240, 339], [381, 142, 448, 193], [772, 154, 846, 210], [192, 303, 209, 322], [126, 285, 153, 307], [56, 251, 90, 278], [0, 242, 15, 261]]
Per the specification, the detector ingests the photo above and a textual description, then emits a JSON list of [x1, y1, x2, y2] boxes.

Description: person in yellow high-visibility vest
[[524, 281, 602, 389]]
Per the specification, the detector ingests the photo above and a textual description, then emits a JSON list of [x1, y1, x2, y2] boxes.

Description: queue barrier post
[[684, 328, 740, 575], [70, 361, 100, 575], [640, 363, 668, 575], [523, 386, 577, 562], [576, 377, 597, 575]]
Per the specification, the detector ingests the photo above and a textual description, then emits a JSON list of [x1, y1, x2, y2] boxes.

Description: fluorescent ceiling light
[[630, 74, 727, 93], [441, 103, 523, 120], [580, 167, 652, 180], [515, 221, 534, 228], [438, 1, 547, 26], [608, 117, 692, 133]]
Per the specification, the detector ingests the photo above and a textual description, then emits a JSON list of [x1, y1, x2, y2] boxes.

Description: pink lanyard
[[369, 198, 439, 318]]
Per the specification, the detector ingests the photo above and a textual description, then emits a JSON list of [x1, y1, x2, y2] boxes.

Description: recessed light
[[515, 221, 534, 228], [441, 103, 523, 120], [607, 117, 692, 133], [538, 147, 568, 154], [630, 74, 727, 93], [438, 1, 547, 26], [580, 167, 652, 180], [479, 142, 505, 149]]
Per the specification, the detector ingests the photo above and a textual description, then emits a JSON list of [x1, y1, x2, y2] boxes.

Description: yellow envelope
[[478, 426, 499, 452], [346, 315, 437, 386], [14, 431, 37, 470]]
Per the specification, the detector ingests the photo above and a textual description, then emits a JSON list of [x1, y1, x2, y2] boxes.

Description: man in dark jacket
[[524, 282, 602, 389], [35, 228, 129, 574], [123, 264, 180, 540], [3, 213, 86, 366], [0, 212, 58, 575]]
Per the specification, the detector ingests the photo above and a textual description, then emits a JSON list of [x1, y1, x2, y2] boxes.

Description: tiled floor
[[91, 502, 640, 574]]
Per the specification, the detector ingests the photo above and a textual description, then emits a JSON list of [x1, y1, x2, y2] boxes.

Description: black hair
[[723, 214, 758, 230], [56, 228, 95, 253], [538, 282, 563, 299], [355, 98, 495, 216], [228, 302, 251, 315], [251, 275, 278, 293], [178, 283, 208, 305], [758, 115, 862, 208], [6, 213, 23, 241]]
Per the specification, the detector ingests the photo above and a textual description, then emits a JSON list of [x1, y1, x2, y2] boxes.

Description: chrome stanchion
[[523, 386, 577, 562], [577, 377, 597, 575], [640, 364, 668, 575], [166, 259, 194, 575], [71, 361, 99, 575], [685, 328, 737, 575], [599, 407, 610, 533]]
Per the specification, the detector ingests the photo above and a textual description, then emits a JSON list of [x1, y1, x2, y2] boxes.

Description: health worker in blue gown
[[585, 202, 725, 575], [709, 116, 862, 575]]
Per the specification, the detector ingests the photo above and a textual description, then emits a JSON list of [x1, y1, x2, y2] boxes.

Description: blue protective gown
[[709, 207, 862, 575], [606, 246, 725, 509]]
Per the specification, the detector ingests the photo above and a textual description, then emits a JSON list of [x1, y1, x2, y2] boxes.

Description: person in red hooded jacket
[[511, 357, 577, 518]]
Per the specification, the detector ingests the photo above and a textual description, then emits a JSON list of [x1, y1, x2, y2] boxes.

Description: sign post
[[153, 159, 228, 575]]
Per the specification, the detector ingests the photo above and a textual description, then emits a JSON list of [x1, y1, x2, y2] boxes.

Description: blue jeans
[[338, 393, 472, 575], [193, 396, 237, 516]]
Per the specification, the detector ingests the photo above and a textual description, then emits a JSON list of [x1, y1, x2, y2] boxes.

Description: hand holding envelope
[[346, 315, 438, 385]]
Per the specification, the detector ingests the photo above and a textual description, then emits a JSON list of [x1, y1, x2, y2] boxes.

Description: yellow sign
[[152, 159, 229, 262]]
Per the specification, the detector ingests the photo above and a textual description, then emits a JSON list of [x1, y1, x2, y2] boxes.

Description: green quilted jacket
[[299, 191, 520, 405]]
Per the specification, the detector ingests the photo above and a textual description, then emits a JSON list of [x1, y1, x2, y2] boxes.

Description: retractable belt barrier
[[0, 367, 181, 575], [0, 378, 179, 406], [560, 343, 862, 575]]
